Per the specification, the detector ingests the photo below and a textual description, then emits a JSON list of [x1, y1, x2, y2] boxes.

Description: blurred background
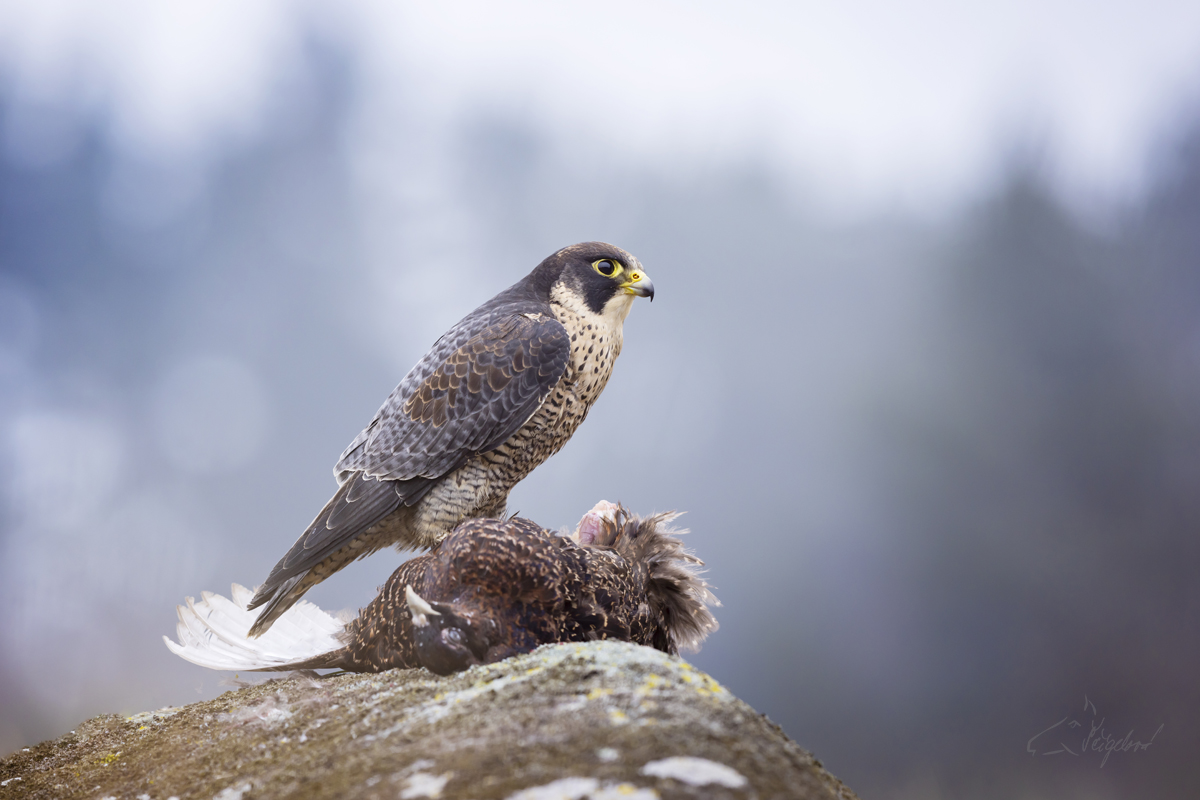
[[2, 2, 1199, 797]]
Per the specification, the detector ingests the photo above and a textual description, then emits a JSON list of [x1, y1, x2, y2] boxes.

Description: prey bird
[[165, 502, 718, 675], [246, 243, 653, 636]]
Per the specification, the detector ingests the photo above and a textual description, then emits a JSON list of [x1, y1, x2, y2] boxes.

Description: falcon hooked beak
[[620, 270, 655, 301]]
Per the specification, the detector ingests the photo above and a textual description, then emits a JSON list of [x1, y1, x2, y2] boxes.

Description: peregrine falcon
[[246, 243, 653, 636], [165, 502, 718, 675]]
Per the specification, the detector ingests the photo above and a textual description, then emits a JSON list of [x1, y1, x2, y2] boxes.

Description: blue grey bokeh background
[[3, 4, 1200, 798]]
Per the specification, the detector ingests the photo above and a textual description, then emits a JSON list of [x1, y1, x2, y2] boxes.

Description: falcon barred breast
[[245, 243, 654, 636]]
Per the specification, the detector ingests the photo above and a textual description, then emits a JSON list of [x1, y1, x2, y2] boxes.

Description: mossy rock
[[0, 641, 857, 800]]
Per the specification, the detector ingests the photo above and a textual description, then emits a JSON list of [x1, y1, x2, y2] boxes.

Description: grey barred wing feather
[[344, 313, 570, 487], [247, 313, 569, 622]]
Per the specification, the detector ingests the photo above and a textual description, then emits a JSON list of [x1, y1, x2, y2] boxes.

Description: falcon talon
[[405, 585, 440, 627], [574, 499, 621, 546]]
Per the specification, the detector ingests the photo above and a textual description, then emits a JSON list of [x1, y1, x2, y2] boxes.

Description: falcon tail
[[164, 583, 348, 672]]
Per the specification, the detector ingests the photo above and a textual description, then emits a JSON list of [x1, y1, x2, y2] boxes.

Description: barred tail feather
[[164, 583, 346, 671]]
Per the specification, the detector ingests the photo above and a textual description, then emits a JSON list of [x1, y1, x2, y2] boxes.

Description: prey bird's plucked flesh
[[246, 243, 653, 636], [165, 503, 719, 675]]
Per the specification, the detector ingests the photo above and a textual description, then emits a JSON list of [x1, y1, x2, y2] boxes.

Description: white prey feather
[[163, 583, 344, 671]]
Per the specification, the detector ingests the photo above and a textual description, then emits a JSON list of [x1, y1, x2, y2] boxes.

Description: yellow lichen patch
[[587, 687, 613, 701], [607, 709, 628, 725], [97, 752, 121, 766], [634, 673, 665, 696], [690, 673, 728, 698]]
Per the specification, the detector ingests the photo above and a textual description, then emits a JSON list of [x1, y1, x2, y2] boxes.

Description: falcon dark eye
[[592, 259, 620, 277]]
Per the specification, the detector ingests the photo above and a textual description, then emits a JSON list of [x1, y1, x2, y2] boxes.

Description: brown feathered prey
[[245, 244, 653, 636], [165, 503, 719, 676]]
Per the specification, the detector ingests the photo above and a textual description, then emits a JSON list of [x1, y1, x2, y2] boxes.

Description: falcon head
[[533, 242, 654, 321]]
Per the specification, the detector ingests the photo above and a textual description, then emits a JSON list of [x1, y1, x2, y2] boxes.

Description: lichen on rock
[[0, 641, 858, 800]]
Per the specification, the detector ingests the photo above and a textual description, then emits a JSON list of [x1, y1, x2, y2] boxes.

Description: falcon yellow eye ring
[[592, 258, 622, 278]]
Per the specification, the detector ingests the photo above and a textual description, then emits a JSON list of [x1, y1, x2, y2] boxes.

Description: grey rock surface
[[0, 641, 858, 800]]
